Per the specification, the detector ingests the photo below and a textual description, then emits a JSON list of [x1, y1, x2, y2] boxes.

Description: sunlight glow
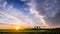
[[15, 26, 20, 30]]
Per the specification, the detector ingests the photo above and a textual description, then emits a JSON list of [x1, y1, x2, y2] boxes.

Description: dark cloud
[[33, 0, 60, 27], [34, 0, 59, 18], [47, 9, 60, 27]]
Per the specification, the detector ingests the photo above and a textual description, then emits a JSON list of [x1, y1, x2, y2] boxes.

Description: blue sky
[[0, 0, 60, 28]]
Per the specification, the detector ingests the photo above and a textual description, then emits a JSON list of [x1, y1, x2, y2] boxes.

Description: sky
[[0, 0, 60, 29]]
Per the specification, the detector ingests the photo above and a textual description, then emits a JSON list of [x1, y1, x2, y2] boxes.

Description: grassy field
[[0, 29, 60, 34]]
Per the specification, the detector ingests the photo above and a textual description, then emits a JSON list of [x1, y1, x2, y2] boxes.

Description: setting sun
[[15, 26, 25, 30], [15, 26, 20, 30]]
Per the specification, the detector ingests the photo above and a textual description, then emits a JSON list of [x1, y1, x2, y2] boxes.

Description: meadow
[[0, 29, 60, 34]]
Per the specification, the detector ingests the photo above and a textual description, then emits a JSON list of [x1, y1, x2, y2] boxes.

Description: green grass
[[0, 29, 60, 34], [0, 30, 45, 32], [0, 29, 60, 32], [18, 30, 46, 32]]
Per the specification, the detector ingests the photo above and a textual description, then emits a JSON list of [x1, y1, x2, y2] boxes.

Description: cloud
[[26, 0, 60, 28], [0, 5, 29, 26], [21, 0, 27, 2], [0, 4, 42, 28], [0, 0, 60, 28], [27, 0, 49, 28], [3, 1, 7, 7], [47, 10, 60, 27]]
